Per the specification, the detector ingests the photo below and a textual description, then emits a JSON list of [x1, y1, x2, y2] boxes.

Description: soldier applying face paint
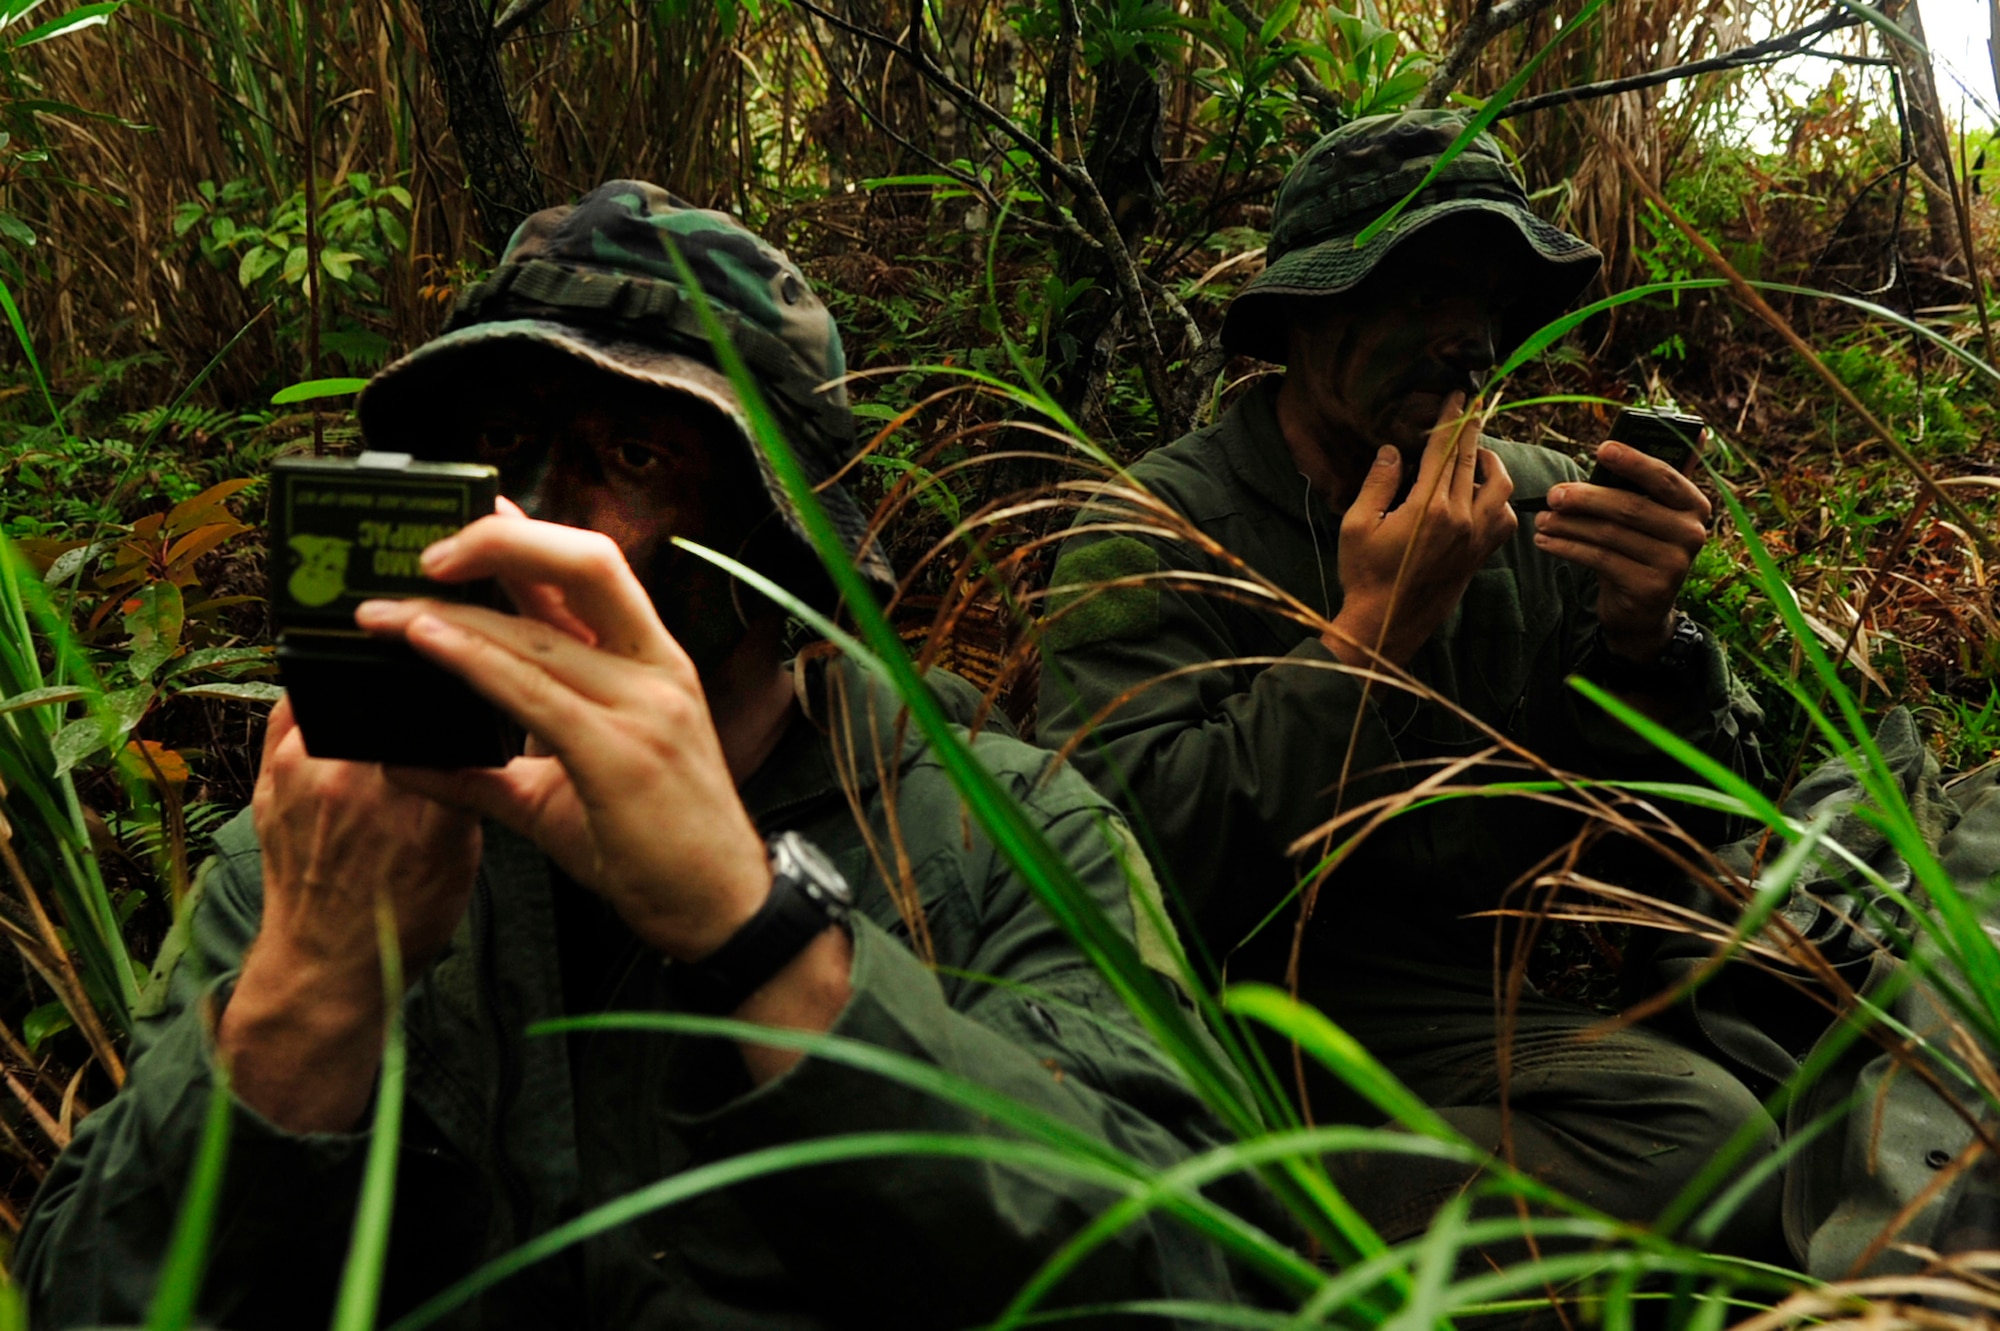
[[1038, 112, 1780, 1266]]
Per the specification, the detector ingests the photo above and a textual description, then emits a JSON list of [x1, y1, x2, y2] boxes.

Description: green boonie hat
[[1220, 110, 1602, 364], [357, 180, 892, 589]]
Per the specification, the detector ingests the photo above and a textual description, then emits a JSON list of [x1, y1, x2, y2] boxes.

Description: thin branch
[[791, 0, 1173, 433], [1422, 0, 1564, 108], [799, 12, 1003, 218], [1498, 10, 1870, 118]]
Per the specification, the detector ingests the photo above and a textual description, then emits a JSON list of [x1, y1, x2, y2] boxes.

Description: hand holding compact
[[359, 511, 772, 965], [1533, 437, 1711, 661], [1326, 392, 1518, 668]]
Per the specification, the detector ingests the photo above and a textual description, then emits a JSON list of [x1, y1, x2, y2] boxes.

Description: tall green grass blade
[[143, 1057, 235, 1330], [1384, 1192, 1473, 1331], [329, 899, 407, 1331], [1223, 984, 1455, 1141]]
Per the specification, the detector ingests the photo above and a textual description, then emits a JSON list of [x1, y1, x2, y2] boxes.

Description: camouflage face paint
[[455, 372, 782, 684], [1286, 214, 1528, 469]]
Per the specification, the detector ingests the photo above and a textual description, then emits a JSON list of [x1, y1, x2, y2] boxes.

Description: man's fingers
[[386, 756, 564, 837], [262, 694, 299, 765], [1591, 441, 1709, 514], [1535, 512, 1687, 567], [418, 515, 690, 676], [1448, 399, 1485, 504], [1533, 529, 1682, 598], [365, 599, 666, 714], [1545, 481, 1710, 545], [1411, 391, 1470, 504], [1351, 446, 1404, 520]]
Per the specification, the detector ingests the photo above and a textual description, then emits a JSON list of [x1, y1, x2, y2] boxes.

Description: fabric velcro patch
[[1041, 536, 1163, 654]]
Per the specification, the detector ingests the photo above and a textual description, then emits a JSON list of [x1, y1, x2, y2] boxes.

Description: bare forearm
[[217, 942, 386, 1134], [733, 927, 853, 1085]]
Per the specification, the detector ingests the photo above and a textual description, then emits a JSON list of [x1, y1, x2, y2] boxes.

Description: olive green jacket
[[20, 662, 1249, 1329], [1037, 382, 1765, 1003]]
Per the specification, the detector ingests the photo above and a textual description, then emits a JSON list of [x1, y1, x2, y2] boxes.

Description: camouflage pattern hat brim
[[355, 319, 895, 590], [1221, 111, 1603, 364], [356, 179, 894, 594]]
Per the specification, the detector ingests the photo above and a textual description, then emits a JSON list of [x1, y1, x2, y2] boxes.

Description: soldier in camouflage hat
[[1219, 109, 1601, 364], [1040, 111, 1785, 1268], [358, 179, 893, 593], [19, 184, 1262, 1327]]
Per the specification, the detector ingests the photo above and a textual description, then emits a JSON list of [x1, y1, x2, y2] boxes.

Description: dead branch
[[1498, 9, 1872, 119], [1421, 0, 1565, 108]]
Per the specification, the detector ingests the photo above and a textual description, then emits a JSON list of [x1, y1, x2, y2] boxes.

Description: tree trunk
[[1049, 51, 1165, 435], [414, 0, 542, 257], [1889, 0, 1968, 275]]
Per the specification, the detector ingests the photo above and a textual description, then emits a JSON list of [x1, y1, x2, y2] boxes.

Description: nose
[[1433, 300, 1499, 381]]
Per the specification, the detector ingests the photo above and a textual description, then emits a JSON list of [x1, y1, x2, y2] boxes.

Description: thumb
[[1353, 446, 1403, 517]]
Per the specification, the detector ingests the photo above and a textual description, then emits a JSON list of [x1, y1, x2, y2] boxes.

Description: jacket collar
[[738, 651, 924, 830], [1220, 377, 1320, 519]]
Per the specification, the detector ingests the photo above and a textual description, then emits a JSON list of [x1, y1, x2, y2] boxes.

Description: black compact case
[[1588, 407, 1706, 492], [269, 453, 520, 767]]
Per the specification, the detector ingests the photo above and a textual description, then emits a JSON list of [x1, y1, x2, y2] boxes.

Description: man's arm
[[663, 774, 1268, 1329], [15, 817, 375, 1328]]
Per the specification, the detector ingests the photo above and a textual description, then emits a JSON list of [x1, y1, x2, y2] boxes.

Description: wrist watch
[[1590, 612, 1707, 694], [665, 831, 854, 1016]]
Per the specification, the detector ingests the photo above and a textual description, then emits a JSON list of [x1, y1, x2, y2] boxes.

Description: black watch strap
[[665, 832, 853, 1017], [1588, 612, 1706, 694]]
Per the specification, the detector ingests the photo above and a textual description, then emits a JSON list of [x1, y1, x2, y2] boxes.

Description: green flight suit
[[1037, 381, 1783, 1255], [20, 661, 1255, 1329]]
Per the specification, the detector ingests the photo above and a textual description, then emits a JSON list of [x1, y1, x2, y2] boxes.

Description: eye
[[475, 426, 525, 462], [614, 441, 660, 473]]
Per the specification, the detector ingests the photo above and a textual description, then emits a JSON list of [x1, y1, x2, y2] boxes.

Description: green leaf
[[8, 0, 119, 49], [1257, 0, 1298, 44], [320, 249, 361, 282], [177, 681, 283, 703], [123, 581, 185, 683], [271, 377, 369, 405], [0, 213, 35, 247], [237, 245, 278, 287], [21, 1000, 71, 1051], [164, 646, 271, 679], [0, 684, 85, 717], [52, 715, 111, 775], [281, 245, 308, 284]]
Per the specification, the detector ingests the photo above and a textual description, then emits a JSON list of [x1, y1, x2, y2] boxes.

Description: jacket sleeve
[[661, 762, 1272, 1329], [16, 812, 375, 1330], [1035, 526, 1415, 924]]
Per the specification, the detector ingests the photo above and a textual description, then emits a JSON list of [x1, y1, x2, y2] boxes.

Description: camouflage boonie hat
[[1221, 110, 1602, 364], [358, 180, 892, 589]]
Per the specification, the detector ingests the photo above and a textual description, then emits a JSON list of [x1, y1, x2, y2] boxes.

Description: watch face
[[776, 831, 853, 906]]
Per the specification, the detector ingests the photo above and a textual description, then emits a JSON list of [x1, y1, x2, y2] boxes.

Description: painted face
[[1285, 215, 1529, 460], [446, 371, 782, 681]]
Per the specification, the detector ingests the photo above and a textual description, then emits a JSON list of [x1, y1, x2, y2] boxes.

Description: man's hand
[[357, 517, 773, 966], [221, 697, 481, 1133], [1324, 393, 1517, 668], [1533, 438, 1711, 661]]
